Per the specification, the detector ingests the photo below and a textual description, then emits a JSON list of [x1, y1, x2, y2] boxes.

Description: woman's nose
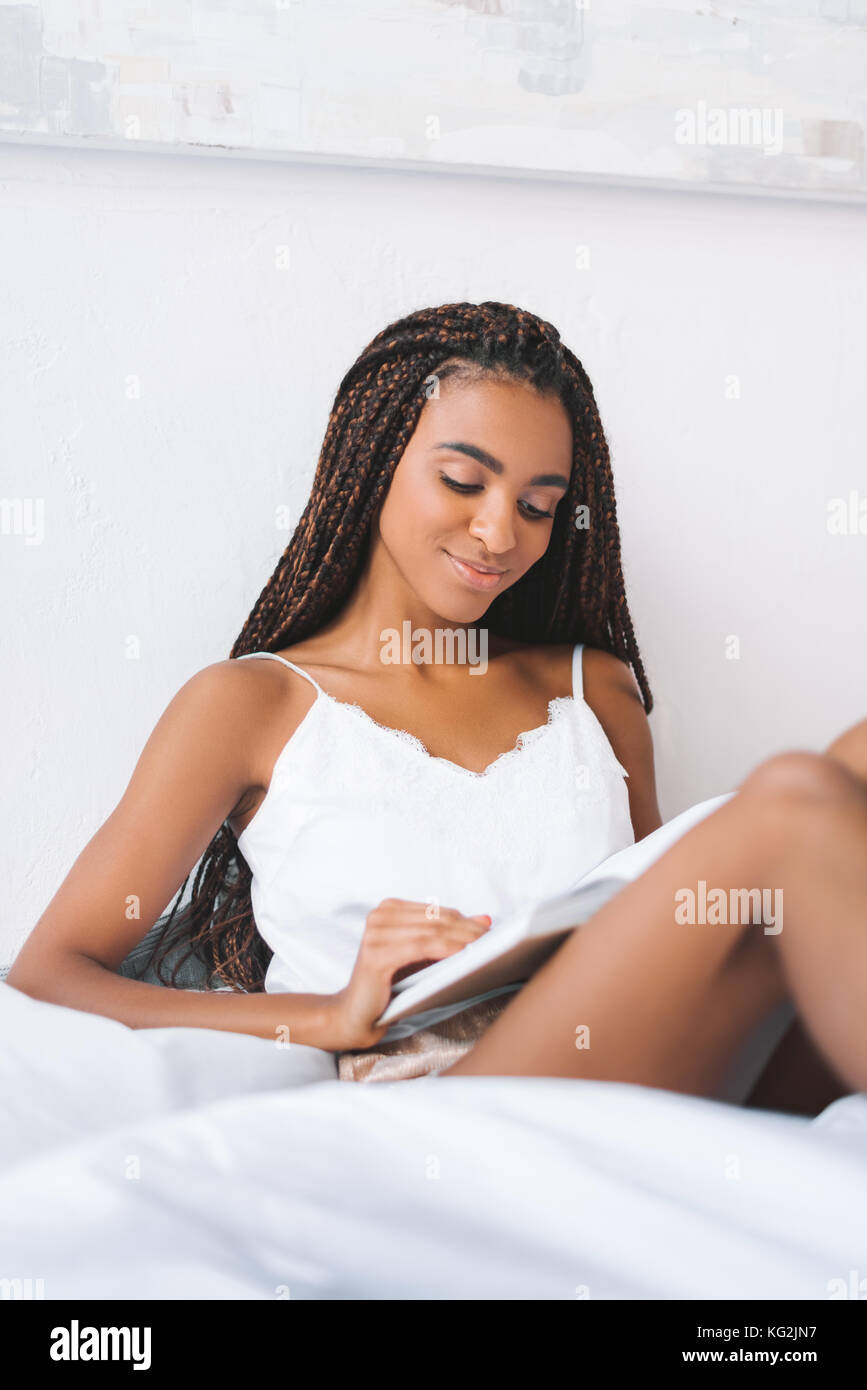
[[467, 499, 516, 557]]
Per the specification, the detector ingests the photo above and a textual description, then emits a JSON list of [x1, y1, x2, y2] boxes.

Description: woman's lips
[[444, 550, 505, 591]]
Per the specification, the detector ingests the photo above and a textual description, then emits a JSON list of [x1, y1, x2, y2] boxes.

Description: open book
[[375, 791, 734, 1027]]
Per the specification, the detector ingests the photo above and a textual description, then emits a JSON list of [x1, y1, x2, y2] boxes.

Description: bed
[[1, 973, 865, 1300]]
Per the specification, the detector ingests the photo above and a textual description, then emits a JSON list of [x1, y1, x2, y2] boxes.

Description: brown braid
[[146, 300, 652, 994]]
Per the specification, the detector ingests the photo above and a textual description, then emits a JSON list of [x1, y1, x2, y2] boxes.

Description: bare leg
[[752, 752, 867, 1095], [440, 750, 867, 1102], [744, 716, 867, 1113], [825, 715, 867, 785]]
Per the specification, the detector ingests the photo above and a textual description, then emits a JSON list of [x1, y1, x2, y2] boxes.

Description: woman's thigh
[[440, 785, 789, 1097]]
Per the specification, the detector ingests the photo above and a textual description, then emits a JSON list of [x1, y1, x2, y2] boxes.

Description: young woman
[[8, 301, 866, 1114]]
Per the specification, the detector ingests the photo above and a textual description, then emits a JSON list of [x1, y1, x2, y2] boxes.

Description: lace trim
[[321, 690, 577, 780]]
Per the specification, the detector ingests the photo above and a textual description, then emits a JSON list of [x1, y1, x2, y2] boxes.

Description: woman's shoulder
[[580, 645, 643, 700], [215, 645, 323, 696], [204, 651, 300, 703], [501, 637, 640, 702], [204, 651, 320, 776]]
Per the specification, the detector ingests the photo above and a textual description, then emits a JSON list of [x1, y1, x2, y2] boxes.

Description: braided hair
[[147, 300, 652, 992]]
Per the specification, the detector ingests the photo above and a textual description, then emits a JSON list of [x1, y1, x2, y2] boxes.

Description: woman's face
[[376, 375, 574, 623]]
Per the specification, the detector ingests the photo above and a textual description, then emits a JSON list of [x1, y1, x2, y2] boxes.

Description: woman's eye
[[440, 473, 554, 521], [440, 474, 480, 494]]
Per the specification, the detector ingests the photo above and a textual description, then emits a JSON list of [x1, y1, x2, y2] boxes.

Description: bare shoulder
[[157, 657, 258, 741], [551, 642, 662, 841], [207, 653, 319, 792], [506, 639, 640, 704], [188, 655, 288, 730], [581, 645, 644, 703], [150, 659, 275, 802]]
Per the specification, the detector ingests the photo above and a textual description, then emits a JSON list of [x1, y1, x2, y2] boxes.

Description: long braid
[[147, 301, 652, 994]]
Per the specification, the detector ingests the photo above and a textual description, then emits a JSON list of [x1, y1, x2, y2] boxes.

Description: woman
[[8, 300, 866, 1112]]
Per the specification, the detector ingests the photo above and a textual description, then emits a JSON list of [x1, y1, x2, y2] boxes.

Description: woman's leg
[[749, 752, 867, 1096], [825, 715, 867, 784], [743, 716, 867, 1114], [440, 750, 867, 1101]]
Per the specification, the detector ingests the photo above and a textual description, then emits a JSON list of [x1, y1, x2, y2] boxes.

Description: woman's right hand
[[323, 898, 492, 1052]]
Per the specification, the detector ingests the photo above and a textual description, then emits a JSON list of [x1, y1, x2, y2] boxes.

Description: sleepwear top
[[234, 642, 635, 1043]]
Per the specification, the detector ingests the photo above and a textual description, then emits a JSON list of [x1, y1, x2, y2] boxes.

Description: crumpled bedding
[[1, 980, 865, 1300]]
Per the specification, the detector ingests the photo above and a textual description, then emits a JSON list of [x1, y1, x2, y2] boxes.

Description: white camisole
[[235, 643, 635, 1042]]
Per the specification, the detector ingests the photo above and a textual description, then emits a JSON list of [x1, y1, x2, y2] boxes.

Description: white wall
[[2, 141, 865, 967]]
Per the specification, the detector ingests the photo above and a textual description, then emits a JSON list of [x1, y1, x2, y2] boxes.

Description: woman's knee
[[734, 752, 867, 862], [738, 750, 860, 808]]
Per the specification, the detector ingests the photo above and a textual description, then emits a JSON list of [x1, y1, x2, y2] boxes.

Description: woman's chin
[[428, 596, 494, 627]]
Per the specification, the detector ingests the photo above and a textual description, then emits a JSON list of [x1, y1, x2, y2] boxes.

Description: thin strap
[[236, 651, 324, 696], [571, 642, 585, 701]]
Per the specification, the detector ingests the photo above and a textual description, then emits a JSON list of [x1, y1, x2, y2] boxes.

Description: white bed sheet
[[1, 980, 865, 1300]]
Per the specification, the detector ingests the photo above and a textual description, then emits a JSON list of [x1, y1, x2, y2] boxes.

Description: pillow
[[117, 919, 216, 990]]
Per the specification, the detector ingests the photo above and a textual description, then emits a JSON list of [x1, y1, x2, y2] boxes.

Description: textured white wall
[[2, 140, 865, 966]]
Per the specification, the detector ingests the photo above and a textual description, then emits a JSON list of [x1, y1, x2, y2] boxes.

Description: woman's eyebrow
[[431, 441, 570, 490]]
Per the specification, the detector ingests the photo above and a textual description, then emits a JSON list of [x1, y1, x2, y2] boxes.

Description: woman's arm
[[5, 661, 338, 1048], [582, 648, 663, 842]]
